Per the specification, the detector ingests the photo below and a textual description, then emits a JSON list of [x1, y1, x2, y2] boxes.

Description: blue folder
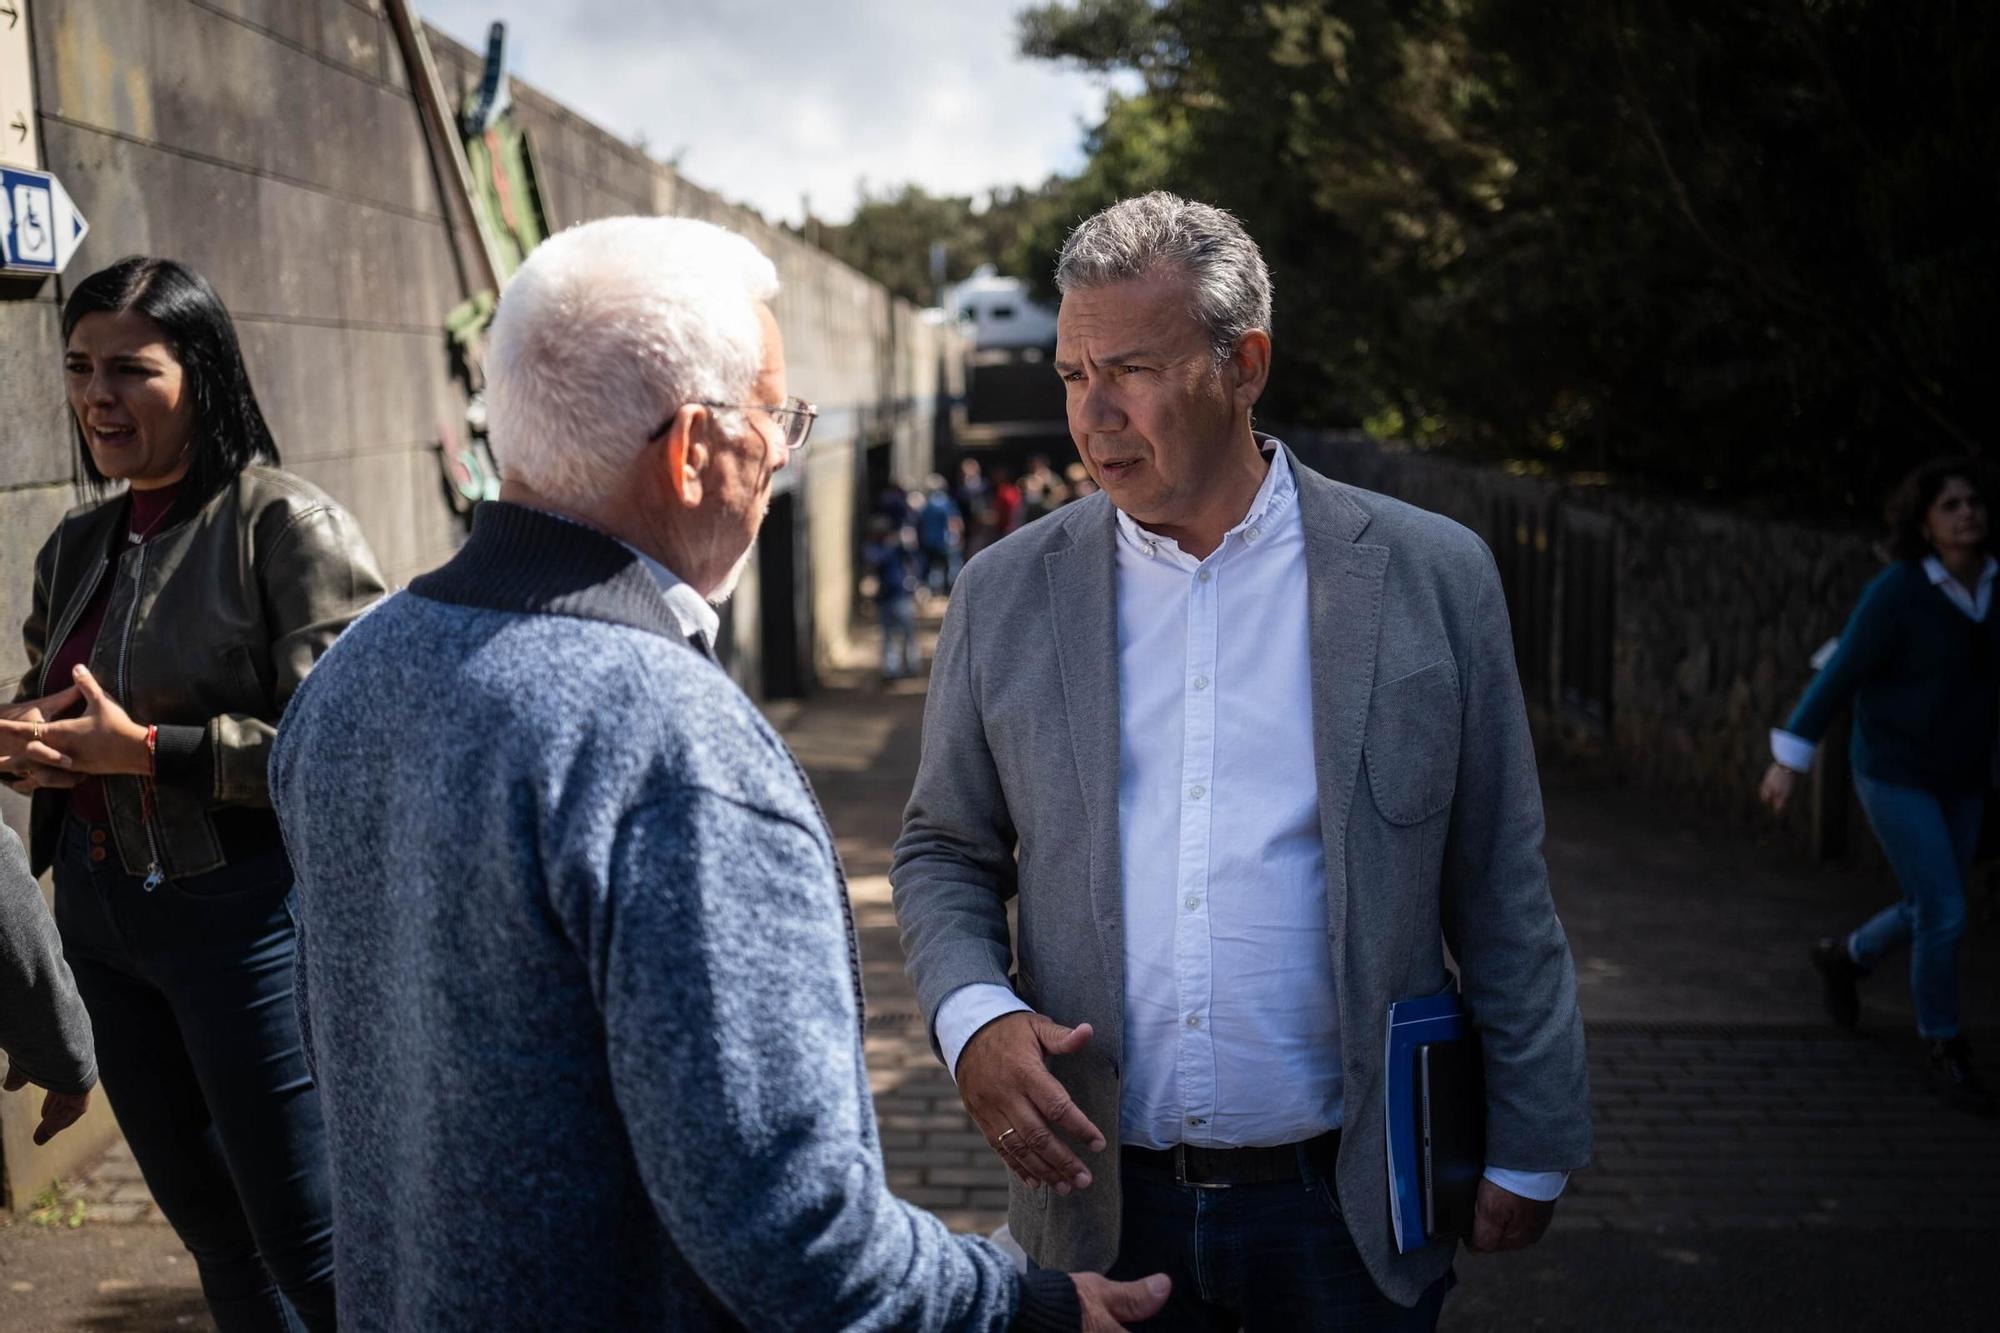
[[1383, 986, 1478, 1253]]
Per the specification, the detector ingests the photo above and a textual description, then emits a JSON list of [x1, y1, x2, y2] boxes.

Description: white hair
[[485, 215, 780, 507], [1055, 191, 1271, 361]]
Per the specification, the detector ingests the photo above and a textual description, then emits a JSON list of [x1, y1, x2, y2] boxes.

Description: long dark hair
[[1884, 456, 1992, 563], [61, 257, 280, 503]]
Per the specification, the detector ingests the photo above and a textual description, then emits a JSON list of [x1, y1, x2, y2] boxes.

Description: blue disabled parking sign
[[1, 165, 88, 275]]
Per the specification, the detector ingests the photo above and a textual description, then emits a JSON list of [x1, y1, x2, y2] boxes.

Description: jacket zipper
[[114, 544, 166, 892], [36, 547, 106, 698]]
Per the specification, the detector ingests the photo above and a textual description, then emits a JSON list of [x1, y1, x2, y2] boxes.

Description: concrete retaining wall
[[1, 0, 957, 1206]]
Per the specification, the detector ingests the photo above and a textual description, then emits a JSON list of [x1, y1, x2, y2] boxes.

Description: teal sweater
[[1785, 560, 1999, 793]]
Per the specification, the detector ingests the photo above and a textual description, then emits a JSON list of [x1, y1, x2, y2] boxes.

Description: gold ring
[[31, 724, 43, 743]]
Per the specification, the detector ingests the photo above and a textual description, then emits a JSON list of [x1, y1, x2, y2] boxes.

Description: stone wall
[[1, 0, 956, 1206], [1286, 430, 1885, 852]]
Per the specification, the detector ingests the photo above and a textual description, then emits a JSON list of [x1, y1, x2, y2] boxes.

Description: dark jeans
[[54, 818, 335, 1333], [1849, 776, 1982, 1039], [1104, 1146, 1453, 1331]]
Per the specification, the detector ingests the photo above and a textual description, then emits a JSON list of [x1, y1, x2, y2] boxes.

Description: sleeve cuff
[[149, 723, 215, 794], [1481, 1166, 1568, 1202], [1011, 1267, 1082, 1332], [937, 983, 1034, 1082], [1, 1055, 97, 1099], [1769, 729, 1816, 774]]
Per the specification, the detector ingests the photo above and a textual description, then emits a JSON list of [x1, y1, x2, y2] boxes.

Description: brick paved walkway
[[1567, 1024, 1995, 1233], [791, 621, 2000, 1256]]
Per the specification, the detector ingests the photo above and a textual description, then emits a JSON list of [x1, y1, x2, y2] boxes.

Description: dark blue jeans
[[1849, 776, 1983, 1039], [1103, 1148, 1453, 1331], [54, 818, 335, 1333]]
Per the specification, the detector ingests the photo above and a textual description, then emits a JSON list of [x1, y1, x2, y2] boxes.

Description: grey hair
[[1054, 191, 1272, 360], [486, 215, 779, 509]]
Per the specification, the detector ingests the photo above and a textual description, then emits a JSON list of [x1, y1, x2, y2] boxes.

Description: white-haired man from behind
[[269, 215, 1168, 1331]]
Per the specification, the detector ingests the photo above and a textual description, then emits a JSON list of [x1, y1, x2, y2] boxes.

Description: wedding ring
[[997, 1127, 1019, 1147]]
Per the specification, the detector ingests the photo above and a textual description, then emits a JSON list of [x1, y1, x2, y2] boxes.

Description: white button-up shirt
[[934, 445, 1564, 1199]]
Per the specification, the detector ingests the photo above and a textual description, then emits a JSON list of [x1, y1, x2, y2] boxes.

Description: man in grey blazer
[[892, 192, 1590, 1330]]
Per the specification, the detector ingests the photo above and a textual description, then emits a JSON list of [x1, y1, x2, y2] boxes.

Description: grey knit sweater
[[0, 822, 95, 1096], [269, 503, 1076, 1332]]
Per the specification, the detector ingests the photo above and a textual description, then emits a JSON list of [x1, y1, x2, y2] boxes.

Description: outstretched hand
[[955, 1011, 1106, 1194]]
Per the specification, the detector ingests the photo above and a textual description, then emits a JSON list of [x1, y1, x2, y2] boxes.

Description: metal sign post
[[1, 162, 86, 274]]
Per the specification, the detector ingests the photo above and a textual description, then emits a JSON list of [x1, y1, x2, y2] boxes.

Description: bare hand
[[1468, 1178, 1556, 1253], [1758, 762, 1800, 815], [1072, 1272, 1171, 1331], [3, 765, 87, 795], [0, 684, 83, 773], [2, 1065, 93, 1146], [0, 667, 149, 777], [956, 1011, 1106, 1194]]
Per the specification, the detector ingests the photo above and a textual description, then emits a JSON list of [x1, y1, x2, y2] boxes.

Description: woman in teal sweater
[[1760, 458, 1996, 1115]]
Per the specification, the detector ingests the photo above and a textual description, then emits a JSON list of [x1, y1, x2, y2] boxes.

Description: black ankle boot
[[1928, 1036, 1998, 1117], [1809, 937, 1862, 1030]]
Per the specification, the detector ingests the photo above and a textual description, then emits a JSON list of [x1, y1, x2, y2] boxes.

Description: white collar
[[1923, 554, 1998, 590], [1114, 437, 1297, 560], [621, 545, 722, 654]]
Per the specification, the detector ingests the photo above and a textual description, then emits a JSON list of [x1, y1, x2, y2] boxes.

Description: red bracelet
[[144, 724, 158, 777]]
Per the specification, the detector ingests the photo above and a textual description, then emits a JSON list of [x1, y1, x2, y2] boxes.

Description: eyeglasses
[[650, 397, 818, 454]]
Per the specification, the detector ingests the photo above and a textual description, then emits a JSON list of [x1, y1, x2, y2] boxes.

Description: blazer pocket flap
[[1362, 659, 1461, 826]]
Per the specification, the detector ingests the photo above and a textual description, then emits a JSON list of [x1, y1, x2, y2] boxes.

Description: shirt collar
[[621, 545, 723, 653], [1114, 435, 1296, 559], [1923, 554, 1998, 590], [514, 504, 721, 652]]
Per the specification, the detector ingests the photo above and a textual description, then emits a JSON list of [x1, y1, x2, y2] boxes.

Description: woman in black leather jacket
[[0, 258, 384, 1332]]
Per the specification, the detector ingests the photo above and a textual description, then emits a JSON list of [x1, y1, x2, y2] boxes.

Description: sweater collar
[[407, 501, 702, 649]]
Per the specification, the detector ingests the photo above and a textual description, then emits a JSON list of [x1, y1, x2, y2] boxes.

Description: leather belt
[[1121, 1129, 1341, 1190]]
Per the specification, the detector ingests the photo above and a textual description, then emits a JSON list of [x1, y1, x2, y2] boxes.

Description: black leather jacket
[[15, 466, 387, 879]]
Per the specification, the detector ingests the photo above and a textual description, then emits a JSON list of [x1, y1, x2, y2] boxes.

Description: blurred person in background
[[1065, 461, 1098, 501], [1021, 454, 1068, 525], [1761, 456, 1998, 1116], [916, 473, 965, 595], [877, 475, 915, 530], [865, 513, 923, 680], [990, 466, 1024, 538], [957, 455, 995, 554], [1, 257, 386, 1330]]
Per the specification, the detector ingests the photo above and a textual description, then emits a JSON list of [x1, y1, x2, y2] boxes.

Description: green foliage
[[1005, 0, 1997, 516], [813, 182, 1072, 307], [28, 1180, 85, 1229]]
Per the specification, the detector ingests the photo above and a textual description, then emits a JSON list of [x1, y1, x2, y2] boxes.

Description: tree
[[813, 182, 1071, 307], [1010, 0, 1999, 515]]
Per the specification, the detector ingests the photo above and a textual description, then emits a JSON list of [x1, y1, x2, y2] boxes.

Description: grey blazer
[[891, 449, 1591, 1306]]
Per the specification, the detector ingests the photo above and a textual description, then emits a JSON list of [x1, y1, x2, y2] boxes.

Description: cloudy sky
[[420, 0, 1127, 225]]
